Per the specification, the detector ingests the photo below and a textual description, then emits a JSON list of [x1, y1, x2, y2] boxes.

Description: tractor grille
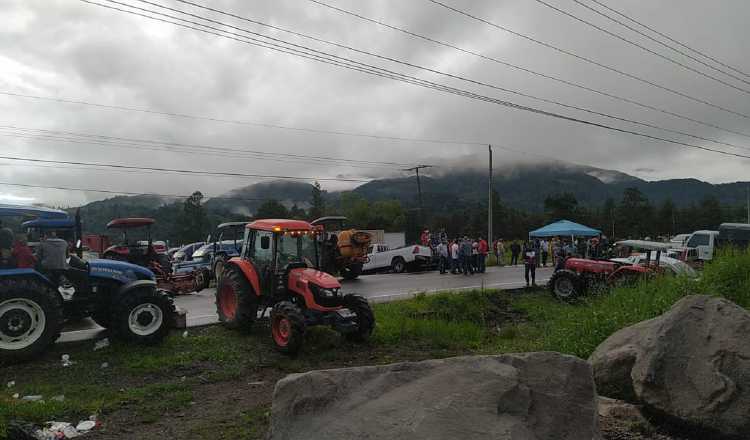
[[309, 284, 341, 308]]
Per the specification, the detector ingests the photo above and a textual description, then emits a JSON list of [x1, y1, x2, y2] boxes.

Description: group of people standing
[[435, 236, 489, 276]]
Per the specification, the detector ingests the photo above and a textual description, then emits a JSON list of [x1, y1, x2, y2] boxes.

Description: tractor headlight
[[309, 284, 339, 298]]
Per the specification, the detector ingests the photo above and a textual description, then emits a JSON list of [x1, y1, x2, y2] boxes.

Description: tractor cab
[[103, 218, 168, 270], [216, 218, 374, 354], [240, 219, 322, 297]]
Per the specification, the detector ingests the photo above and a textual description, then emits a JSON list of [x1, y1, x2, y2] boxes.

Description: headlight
[[309, 284, 339, 298]]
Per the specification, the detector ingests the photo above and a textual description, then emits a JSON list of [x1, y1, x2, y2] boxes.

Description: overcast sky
[[2, 0, 749, 207]]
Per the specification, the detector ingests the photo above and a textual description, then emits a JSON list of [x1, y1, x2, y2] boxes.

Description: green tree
[[181, 191, 208, 243], [340, 192, 371, 227], [617, 187, 652, 238], [544, 193, 578, 222], [656, 198, 676, 237], [697, 195, 722, 229], [254, 199, 289, 219], [309, 181, 326, 219]]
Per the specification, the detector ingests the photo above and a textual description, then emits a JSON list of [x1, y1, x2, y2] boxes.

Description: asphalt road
[[58, 265, 553, 343]]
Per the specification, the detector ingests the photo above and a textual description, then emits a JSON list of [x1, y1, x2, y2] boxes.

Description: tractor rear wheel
[[213, 256, 227, 284], [549, 270, 583, 302], [0, 278, 63, 364], [110, 287, 174, 345], [270, 301, 306, 355], [215, 266, 258, 331], [343, 294, 374, 342]]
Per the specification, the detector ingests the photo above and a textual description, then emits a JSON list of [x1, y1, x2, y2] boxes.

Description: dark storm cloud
[[1, 0, 749, 206]]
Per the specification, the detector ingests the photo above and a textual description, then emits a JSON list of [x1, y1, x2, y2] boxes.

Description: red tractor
[[548, 240, 670, 301], [102, 218, 206, 295], [215, 219, 375, 354]]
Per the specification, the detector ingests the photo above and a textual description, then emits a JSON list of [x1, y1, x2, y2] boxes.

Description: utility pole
[[403, 165, 432, 229], [746, 185, 749, 224], [488, 145, 493, 247]]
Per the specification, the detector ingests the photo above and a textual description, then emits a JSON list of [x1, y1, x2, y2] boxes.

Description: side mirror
[[261, 236, 271, 250]]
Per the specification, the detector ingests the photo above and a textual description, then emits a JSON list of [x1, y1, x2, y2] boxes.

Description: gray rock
[[589, 295, 750, 438], [269, 352, 601, 440]]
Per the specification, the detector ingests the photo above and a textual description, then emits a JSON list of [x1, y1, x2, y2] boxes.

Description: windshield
[[276, 233, 318, 268]]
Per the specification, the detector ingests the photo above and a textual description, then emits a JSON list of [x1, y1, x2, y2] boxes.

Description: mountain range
[[75, 162, 750, 233]]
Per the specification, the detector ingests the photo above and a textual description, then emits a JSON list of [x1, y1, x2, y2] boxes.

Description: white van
[[683, 230, 720, 261]]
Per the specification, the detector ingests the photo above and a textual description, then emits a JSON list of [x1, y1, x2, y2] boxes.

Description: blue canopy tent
[[529, 220, 601, 238]]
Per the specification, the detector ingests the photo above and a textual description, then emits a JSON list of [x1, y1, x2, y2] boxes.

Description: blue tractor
[[0, 204, 176, 364]]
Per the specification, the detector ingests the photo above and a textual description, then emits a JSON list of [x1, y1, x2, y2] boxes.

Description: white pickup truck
[[363, 243, 433, 273]]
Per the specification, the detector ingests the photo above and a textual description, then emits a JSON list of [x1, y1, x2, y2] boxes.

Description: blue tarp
[[0, 204, 68, 219], [529, 220, 601, 238]]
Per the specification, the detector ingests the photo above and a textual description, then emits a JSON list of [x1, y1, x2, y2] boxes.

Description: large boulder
[[589, 295, 750, 438], [268, 352, 601, 440]]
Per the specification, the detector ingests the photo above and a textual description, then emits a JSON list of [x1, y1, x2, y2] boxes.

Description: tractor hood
[[89, 259, 156, 283], [289, 268, 341, 290], [564, 258, 617, 273]]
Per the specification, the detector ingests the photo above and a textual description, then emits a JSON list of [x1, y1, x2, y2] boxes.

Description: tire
[[215, 266, 258, 331], [91, 308, 110, 329], [213, 255, 227, 284], [343, 294, 374, 342], [391, 257, 406, 274], [341, 263, 363, 280], [110, 287, 174, 345], [549, 269, 582, 302], [270, 301, 306, 355], [0, 278, 63, 364]]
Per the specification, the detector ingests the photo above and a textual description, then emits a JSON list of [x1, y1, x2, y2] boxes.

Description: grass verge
[[1, 249, 748, 438]]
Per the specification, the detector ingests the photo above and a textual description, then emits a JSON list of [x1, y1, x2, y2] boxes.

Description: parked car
[[363, 243, 433, 273], [171, 242, 205, 263], [205, 222, 247, 283], [682, 230, 720, 261], [610, 254, 696, 277], [669, 233, 691, 247], [138, 240, 167, 254]]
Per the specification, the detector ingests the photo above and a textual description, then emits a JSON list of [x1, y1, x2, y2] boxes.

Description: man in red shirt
[[478, 237, 489, 273], [12, 234, 37, 269]]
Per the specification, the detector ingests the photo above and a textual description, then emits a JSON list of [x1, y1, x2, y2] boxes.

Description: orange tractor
[[215, 219, 374, 354]]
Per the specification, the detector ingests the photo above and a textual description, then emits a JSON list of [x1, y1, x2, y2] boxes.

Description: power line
[[79, 0, 750, 161], [149, 0, 750, 152], [306, 0, 750, 142], [0, 181, 288, 203], [587, 0, 750, 79], [0, 124, 430, 169], [570, 0, 750, 86], [425, 0, 750, 121], [531, 0, 750, 95], [0, 154, 371, 182]]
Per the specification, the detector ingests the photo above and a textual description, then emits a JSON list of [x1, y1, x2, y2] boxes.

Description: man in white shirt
[[450, 240, 460, 274]]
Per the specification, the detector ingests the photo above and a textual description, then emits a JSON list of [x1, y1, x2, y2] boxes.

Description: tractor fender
[[0, 268, 56, 289], [116, 279, 157, 296], [607, 265, 649, 284], [226, 257, 261, 297]]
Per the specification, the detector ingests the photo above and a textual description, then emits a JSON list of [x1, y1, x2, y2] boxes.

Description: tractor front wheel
[[549, 270, 583, 302], [341, 263, 363, 280], [0, 278, 63, 364], [110, 287, 174, 345], [270, 301, 306, 355], [215, 266, 258, 331], [343, 294, 374, 342]]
